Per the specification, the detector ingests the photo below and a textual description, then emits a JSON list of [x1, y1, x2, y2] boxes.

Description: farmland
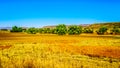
[[0, 32, 120, 68]]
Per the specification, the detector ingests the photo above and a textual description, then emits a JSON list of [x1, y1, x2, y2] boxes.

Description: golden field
[[0, 32, 120, 68]]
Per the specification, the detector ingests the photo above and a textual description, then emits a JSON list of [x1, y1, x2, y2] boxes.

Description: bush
[[42, 28, 51, 34], [83, 28, 93, 33], [38, 28, 43, 33], [26, 27, 38, 34], [56, 24, 67, 35], [96, 26, 108, 35], [10, 26, 23, 32], [0, 29, 8, 31], [110, 26, 120, 35], [68, 25, 82, 35], [51, 28, 57, 34]]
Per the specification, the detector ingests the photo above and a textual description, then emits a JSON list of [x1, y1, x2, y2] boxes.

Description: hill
[[89, 22, 120, 29], [42, 22, 120, 29], [42, 24, 90, 29]]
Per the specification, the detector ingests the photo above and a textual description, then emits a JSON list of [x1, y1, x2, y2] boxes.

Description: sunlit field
[[0, 32, 120, 68]]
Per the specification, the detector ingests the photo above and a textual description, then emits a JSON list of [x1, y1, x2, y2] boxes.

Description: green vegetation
[[110, 26, 120, 35], [0, 29, 8, 31], [96, 26, 108, 35], [56, 24, 67, 35], [91, 22, 120, 29], [51, 28, 57, 34], [68, 25, 82, 35], [10, 26, 23, 32], [83, 28, 93, 33], [26, 27, 38, 34], [38, 28, 43, 33], [10, 22, 120, 35], [1, 22, 120, 68], [43, 28, 51, 34]]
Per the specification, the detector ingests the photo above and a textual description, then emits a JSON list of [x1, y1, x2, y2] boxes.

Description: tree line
[[10, 24, 120, 35]]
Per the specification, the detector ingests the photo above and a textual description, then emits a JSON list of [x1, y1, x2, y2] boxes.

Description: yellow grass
[[0, 32, 120, 68]]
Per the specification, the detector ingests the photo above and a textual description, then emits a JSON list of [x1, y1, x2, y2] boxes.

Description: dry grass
[[0, 32, 120, 68]]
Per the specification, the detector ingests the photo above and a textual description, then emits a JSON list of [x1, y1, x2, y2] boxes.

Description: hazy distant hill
[[43, 24, 90, 29], [42, 22, 120, 29], [0, 27, 28, 30], [0, 27, 12, 30], [0, 22, 120, 30], [89, 22, 120, 29]]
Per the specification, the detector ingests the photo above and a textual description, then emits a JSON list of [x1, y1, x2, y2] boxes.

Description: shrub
[[10, 26, 23, 32], [96, 26, 108, 35], [68, 25, 82, 35], [0, 29, 8, 31], [26, 27, 38, 34], [83, 28, 93, 33], [51, 28, 57, 34], [56, 24, 67, 35], [38, 28, 43, 33], [110, 26, 120, 35]]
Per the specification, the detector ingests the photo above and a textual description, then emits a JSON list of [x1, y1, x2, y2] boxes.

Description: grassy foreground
[[0, 32, 120, 68]]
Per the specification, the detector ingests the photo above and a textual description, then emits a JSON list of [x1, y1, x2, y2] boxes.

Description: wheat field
[[0, 32, 120, 68]]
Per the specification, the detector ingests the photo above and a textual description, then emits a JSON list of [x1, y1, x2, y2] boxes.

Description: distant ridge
[[0, 27, 12, 30], [90, 22, 120, 28], [42, 24, 90, 29], [0, 22, 120, 29], [0, 27, 28, 30], [42, 22, 120, 29]]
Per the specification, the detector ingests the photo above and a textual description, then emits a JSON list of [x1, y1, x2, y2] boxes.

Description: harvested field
[[59, 45, 120, 58], [0, 32, 120, 68]]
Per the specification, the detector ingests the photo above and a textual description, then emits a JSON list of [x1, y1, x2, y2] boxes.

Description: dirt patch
[[59, 45, 120, 59], [0, 45, 12, 50]]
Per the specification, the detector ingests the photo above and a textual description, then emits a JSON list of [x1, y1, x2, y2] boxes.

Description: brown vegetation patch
[[59, 45, 120, 59], [0, 45, 12, 50]]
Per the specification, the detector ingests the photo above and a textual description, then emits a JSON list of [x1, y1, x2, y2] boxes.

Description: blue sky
[[0, 0, 120, 27]]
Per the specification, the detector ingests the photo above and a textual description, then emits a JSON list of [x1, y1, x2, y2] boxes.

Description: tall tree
[[96, 26, 108, 35], [11, 26, 22, 32], [68, 25, 82, 35], [26, 27, 38, 34], [56, 24, 67, 35]]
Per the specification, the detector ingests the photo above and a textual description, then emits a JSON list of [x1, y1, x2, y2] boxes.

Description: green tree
[[26, 27, 38, 34], [51, 28, 57, 34], [68, 25, 82, 35], [11, 26, 23, 32], [46, 28, 51, 33], [83, 28, 93, 33], [42, 28, 51, 33], [110, 26, 120, 35], [96, 26, 108, 35], [56, 24, 67, 35], [38, 28, 43, 33]]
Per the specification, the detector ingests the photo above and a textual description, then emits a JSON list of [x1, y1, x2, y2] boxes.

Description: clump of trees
[[10, 26, 23, 32], [26, 27, 38, 34], [0, 29, 8, 31], [96, 26, 108, 35], [38, 28, 57, 34], [56, 24, 67, 35], [68, 25, 82, 35], [43, 28, 52, 34], [51, 29, 57, 34], [110, 26, 120, 35], [83, 28, 93, 33], [10, 24, 120, 35], [38, 28, 43, 33]]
